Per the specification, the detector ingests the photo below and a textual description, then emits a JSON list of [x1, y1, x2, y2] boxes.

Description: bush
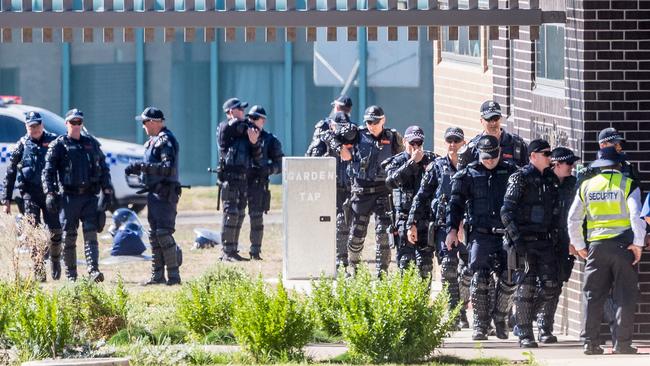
[[175, 265, 250, 339], [6, 288, 75, 360], [231, 277, 315, 362], [337, 265, 459, 363], [59, 276, 129, 341], [310, 273, 343, 337]]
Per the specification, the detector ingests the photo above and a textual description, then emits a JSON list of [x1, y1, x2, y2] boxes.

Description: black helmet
[[247, 105, 267, 120], [109, 208, 141, 237], [363, 105, 384, 123]]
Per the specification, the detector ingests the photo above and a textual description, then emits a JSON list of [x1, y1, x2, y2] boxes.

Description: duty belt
[[223, 172, 247, 181], [520, 232, 552, 241], [64, 186, 94, 195], [473, 227, 506, 236], [352, 186, 388, 195]]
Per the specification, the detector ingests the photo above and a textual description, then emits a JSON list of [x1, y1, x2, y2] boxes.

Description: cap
[[135, 107, 165, 121], [477, 135, 500, 160], [598, 127, 625, 144], [247, 105, 267, 119], [480, 100, 502, 120], [528, 139, 551, 153], [363, 105, 385, 123], [444, 127, 464, 141], [591, 146, 624, 168], [331, 95, 353, 109], [64, 108, 84, 123], [404, 126, 425, 143], [222, 97, 249, 113], [551, 147, 580, 164], [25, 111, 43, 126]]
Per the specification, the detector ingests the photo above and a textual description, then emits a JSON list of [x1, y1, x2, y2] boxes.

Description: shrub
[[337, 265, 460, 363], [6, 288, 75, 360], [310, 273, 343, 337], [231, 277, 315, 362], [59, 276, 129, 340], [175, 265, 250, 338]]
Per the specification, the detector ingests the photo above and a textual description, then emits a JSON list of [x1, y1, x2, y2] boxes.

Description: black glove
[[514, 239, 527, 256], [125, 163, 143, 176], [46, 194, 60, 213]]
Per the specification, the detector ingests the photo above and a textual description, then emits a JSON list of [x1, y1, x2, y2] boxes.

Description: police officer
[[446, 135, 518, 340], [309, 110, 357, 269], [244, 105, 284, 260], [305, 95, 353, 157], [458, 100, 528, 169], [578, 127, 638, 182], [407, 127, 469, 327], [567, 146, 644, 355], [533, 147, 580, 343], [217, 98, 261, 261], [2, 111, 61, 281], [384, 126, 436, 277], [341, 105, 403, 276], [501, 139, 560, 348], [42, 109, 114, 282], [126, 107, 182, 285]]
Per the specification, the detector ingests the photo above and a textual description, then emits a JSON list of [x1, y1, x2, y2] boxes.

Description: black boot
[[84, 236, 104, 283], [583, 343, 604, 355], [159, 233, 181, 286], [519, 338, 539, 348], [142, 244, 166, 286], [538, 329, 558, 344], [62, 233, 78, 281], [459, 309, 470, 329]]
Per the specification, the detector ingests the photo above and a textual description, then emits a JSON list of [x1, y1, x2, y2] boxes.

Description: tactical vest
[[60, 136, 103, 190], [516, 166, 558, 232], [466, 163, 512, 229], [224, 133, 253, 171], [17, 132, 56, 189], [143, 129, 180, 187], [391, 152, 434, 213], [352, 129, 395, 184], [579, 172, 632, 242]]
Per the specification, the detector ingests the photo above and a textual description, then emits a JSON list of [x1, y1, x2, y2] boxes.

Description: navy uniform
[[501, 139, 560, 348], [217, 98, 262, 261], [567, 147, 645, 355], [346, 106, 403, 276], [307, 109, 357, 268], [42, 109, 113, 282], [2, 112, 61, 281], [577, 127, 639, 184], [534, 147, 580, 343], [126, 107, 182, 285], [245, 106, 284, 260], [408, 127, 469, 327], [447, 135, 518, 340], [384, 126, 436, 277], [458, 101, 528, 169]]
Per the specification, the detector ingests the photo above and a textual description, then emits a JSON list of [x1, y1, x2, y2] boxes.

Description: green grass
[[176, 185, 282, 212]]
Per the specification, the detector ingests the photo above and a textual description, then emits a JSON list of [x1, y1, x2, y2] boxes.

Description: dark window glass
[[0, 115, 26, 142], [536, 25, 565, 81]]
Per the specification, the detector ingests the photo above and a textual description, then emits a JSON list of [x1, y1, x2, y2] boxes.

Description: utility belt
[[63, 185, 97, 196], [351, 185, 389, 195], [473, 227, 506, 236], [222, 171, 247, 181], [520, 232, 553, 241], [248, 176, 269, 186]]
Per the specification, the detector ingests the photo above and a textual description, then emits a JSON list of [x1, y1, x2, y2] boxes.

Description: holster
[[428, 222, 436, 249]]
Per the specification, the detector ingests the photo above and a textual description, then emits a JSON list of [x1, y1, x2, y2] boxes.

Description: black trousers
[[582, 239, 639, 348]]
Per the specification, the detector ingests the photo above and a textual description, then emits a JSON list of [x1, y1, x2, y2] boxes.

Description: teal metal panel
[[210, 37, 219, 185], [357, 26, 367, 123], [135, 28, 144, 144], [283, 41, 293, 155], [61, 43, 70, 115]]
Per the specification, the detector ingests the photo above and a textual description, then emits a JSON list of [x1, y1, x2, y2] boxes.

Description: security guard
[[501, 139, 560, 348], [126, 107, 182, 285], [341, 105, 403, 276], [245, 105, 284, 260], [305, 95, 353, 157], [308, 110, 357, 269], [408, 127, 469, 327], [384, 126, 436, 277], [567, 146, 644, 355], [42, 109, 114, 282], [446, 135, 518, 340], [217, 98, 261, 262], [458, 100, 528, 169], [2, 111, 61, 281], [535, 147, 580, 343]]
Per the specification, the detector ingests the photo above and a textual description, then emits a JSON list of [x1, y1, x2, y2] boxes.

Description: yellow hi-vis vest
[[579, 171, 632, 242]]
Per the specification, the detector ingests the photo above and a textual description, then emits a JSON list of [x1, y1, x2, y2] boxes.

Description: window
[[0, 115, 26, 143], [442, 26, 481, 59], [535, 25, 565, 85]]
